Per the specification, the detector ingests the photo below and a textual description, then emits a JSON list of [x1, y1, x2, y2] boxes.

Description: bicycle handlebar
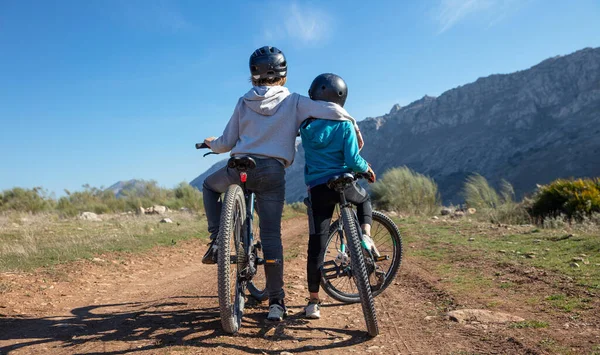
[[354, 172, 372, 180], [195, 142, 219, 157]]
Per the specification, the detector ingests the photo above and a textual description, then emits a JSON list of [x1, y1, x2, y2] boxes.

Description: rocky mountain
[[106, 179, 148, 197], [191, 47, 600, 204]]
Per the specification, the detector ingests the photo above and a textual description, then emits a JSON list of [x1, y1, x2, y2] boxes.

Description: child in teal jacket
[[300, 73, 376, 319]]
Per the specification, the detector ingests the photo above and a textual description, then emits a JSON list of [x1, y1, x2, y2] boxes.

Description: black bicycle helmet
[[249, 46, 287, 80], [308, 73, 348, 107]]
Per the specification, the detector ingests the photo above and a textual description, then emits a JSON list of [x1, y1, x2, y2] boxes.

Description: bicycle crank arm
[[375, 255, 390, 262]]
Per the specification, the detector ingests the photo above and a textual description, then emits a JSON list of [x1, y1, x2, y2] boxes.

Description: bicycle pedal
[[322, 265, 340, 280], [375, 255, 390, 262], [264, 259, 281, 265]]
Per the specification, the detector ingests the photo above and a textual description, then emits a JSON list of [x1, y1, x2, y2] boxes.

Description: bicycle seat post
[[327, 173, 355, 208]]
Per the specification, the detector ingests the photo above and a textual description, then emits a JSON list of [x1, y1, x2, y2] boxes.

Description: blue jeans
[[203, 157, 286, 301]]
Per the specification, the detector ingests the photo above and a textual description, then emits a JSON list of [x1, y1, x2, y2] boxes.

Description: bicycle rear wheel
[[342, 207, 378, 337], [321, 211, 402, 303], [217, 184, 247, 334]]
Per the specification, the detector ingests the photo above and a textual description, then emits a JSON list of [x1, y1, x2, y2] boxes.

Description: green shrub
[[463, 174, 530, 225], [487, 201, 531, 225], [51, 181, 205, 216], [462, 174, 515, 209], [530, 178, 600, 220], [0, 187, 55, 213], [170, 182, 203, 211], [56, 185, 123, 216], [371, 167, 440, 215]]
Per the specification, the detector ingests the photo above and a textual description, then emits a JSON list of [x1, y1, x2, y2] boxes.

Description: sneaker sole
[[266, 316, 285, 322]]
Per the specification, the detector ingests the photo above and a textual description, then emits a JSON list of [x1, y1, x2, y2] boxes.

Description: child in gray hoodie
[[202, 46, 362, 321]]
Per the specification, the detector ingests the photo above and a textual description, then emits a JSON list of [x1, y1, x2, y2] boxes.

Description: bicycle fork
[[321, 195, 389, 287]]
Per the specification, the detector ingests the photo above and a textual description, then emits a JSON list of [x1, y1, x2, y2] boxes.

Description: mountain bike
[[312, 173, 384, 336], [196, 143, 267, 334]]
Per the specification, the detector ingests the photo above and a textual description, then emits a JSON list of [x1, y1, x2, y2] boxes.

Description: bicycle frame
[[237, 172, 263, 279]]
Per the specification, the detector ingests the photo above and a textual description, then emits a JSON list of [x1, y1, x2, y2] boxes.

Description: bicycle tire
[[342, 207, 379, 337], [217, 184, 246, 334], [247, 208, 268, 301], [321, 210, 403, 303]]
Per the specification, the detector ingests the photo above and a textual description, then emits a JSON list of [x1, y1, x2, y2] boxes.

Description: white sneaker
[[304, 299, 321, 319], [267, 300, 286, 321], [363, 233, 381, 258]]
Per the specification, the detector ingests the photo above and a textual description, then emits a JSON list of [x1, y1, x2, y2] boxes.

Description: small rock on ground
[[79, 212, 102, 222], [160, 218, 173, 223], [447, 309, 524, 324]]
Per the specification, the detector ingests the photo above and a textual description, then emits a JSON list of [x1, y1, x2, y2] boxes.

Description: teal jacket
[[300, 119, 368, 187]]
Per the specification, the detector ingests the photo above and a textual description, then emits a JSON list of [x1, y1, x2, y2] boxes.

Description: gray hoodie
[[210, 86, 359, 167]]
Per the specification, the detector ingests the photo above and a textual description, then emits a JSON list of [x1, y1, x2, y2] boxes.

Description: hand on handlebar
[[204, 136, 217, 148], [366, 164, 376, 184]]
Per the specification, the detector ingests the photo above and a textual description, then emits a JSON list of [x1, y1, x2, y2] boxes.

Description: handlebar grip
[[195, 142, 209, 149], [355, 172, 371, 180]]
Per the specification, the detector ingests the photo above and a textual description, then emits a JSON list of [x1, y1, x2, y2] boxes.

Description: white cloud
[[285, 3, 329, 43], [434, 0, 523, 34], [260, 2, 332, 45]]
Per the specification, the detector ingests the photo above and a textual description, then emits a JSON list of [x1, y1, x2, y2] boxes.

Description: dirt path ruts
[[0, 217, 536, 354]]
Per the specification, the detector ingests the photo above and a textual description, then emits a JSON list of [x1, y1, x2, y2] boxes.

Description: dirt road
[[0, 217, 567, 354]]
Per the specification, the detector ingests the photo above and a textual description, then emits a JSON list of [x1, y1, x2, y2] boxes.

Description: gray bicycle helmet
[[249, 46, 287, 80], [308, 73, 348, 107]]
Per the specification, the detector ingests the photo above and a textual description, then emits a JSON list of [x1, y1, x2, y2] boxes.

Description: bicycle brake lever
[[203, 152, 219, 157]]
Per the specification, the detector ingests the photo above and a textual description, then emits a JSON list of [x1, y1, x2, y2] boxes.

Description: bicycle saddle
[[327, 173, 355, 191], [227, 156, 257, 172]]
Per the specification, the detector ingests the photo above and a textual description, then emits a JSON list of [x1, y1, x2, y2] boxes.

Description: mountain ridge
[[191, 47, 600, 204]]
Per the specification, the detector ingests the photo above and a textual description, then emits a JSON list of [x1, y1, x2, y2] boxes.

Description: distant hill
[[105, 179, 148, 197], [191, 47, 600, 204]]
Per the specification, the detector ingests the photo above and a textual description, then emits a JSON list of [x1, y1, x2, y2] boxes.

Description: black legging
[[305, 181, 372, 293]]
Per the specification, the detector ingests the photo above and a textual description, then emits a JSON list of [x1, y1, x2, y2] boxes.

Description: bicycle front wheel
[[342, 207, 378, 337], [321, 210, 402, 303], [217, 184, 247, 334]]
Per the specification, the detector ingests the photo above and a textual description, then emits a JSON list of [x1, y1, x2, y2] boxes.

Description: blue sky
[[1, 0, 599, 196]]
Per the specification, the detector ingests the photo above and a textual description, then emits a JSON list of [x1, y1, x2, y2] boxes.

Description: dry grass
[[0, 211, 207, 271]]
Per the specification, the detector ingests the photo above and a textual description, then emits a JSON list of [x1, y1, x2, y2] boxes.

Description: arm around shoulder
[[295, 94, 359, 129]]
